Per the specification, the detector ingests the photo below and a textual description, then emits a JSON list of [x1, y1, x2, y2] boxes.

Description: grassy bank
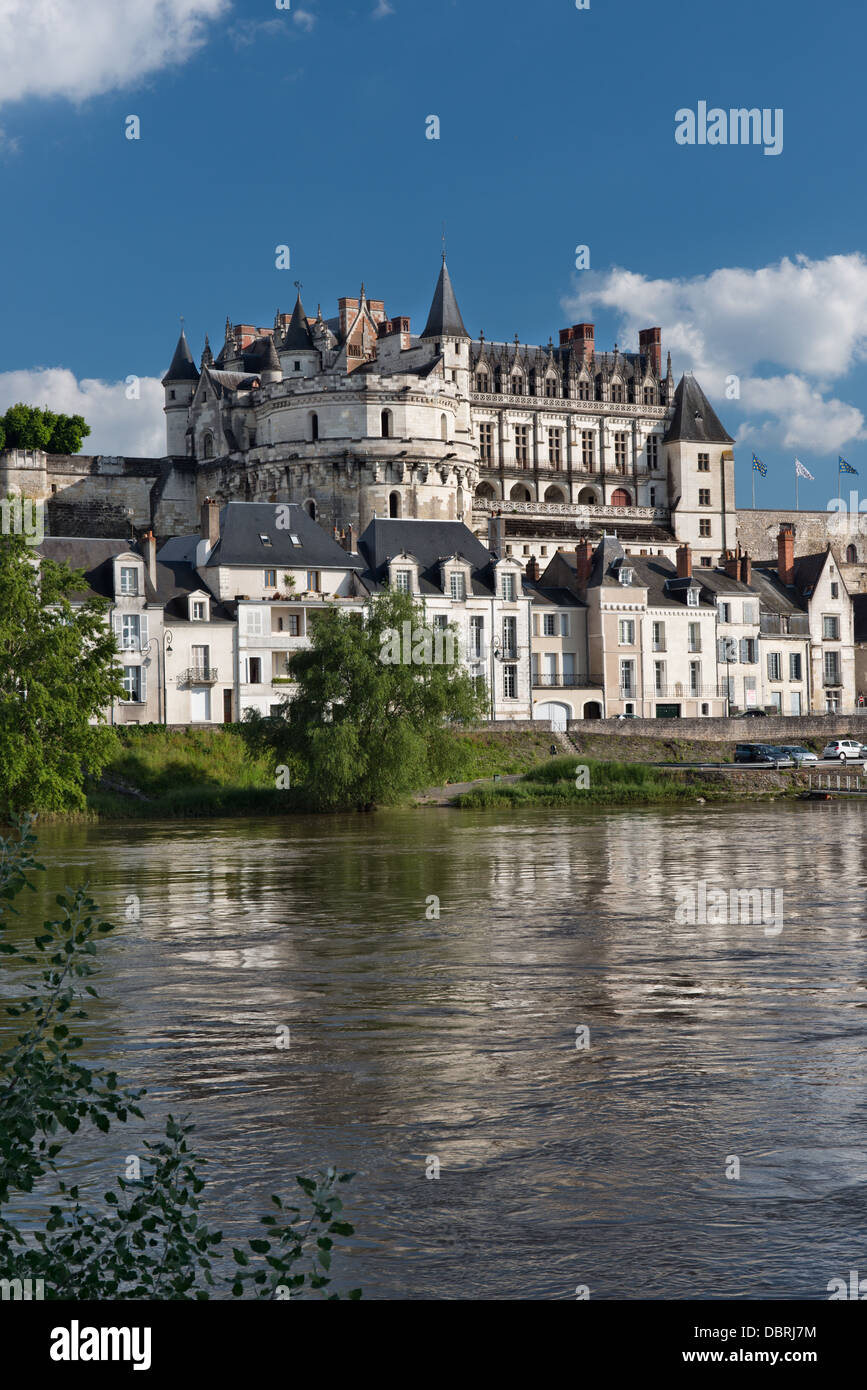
[[80, 725, 559, 820], [452, 756, 805, 809]]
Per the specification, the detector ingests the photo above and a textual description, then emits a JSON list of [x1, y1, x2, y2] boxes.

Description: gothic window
[[511, 374, 523, 395], [578, 379, 591, 401], [847, 544, 858, 563], [305, 499, 317, 520], [202, 433, 214, 460], [545, 376, 557, 398], [611, 383, 624, 403], [475, 370, 489, 392]]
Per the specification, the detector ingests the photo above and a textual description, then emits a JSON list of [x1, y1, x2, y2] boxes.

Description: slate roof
[[751, 550, 830, 608], [37, 538, 157, 603], [523, 582, 585, 608], [663, 374, 734, 444], [282, 294, 315, 351], [553, 538, 712, 609], [205, 367, 260, 395], [162, 330, 200, 385], [420, 259, 470, 339], [356, 517, 500, 597], [152, 559, 233, 623], [243, 335, 281, 375], [204, 502, 362, 570]]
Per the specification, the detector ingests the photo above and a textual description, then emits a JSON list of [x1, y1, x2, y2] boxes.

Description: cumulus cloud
[[562, 253, 867, 454], [0, 367, 165, 457], [0, 0, 228, 108]]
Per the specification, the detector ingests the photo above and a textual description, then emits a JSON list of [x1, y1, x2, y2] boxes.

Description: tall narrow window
[[310, 412, 319, 441], [381, 409, 392, 438], [389, 492, 400, 518], [441, 414, 449, 442], [581, 430, 595, 469], [479, 422, 494, 461], [548, 428, 562, 469], [646, 435, 659, 470], [514, 424, 529, 465], [614, 432, 627, 472]]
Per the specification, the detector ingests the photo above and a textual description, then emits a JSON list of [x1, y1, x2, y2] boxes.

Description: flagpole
[[795, 461, 799, 511], [752, 466, 756, 509]]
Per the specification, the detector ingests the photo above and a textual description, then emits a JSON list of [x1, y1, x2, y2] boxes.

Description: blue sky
[[0, 0, 865, 510]]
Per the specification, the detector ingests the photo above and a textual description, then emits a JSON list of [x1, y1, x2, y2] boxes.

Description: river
[[7, 800, 867, 1299]]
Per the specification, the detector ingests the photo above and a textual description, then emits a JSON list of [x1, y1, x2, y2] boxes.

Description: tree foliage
[[0, 819, 360, 1299], [0, 530, 123, 815], [1, 404, 91, 455], [241, 589, 487, 810]]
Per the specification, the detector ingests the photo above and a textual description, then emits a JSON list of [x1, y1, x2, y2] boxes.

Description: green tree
[[1, 404, 90, 454], [241, 589, 486, 810], [0, 419, 5, 450], [0, 530, 123, 815], [0, 819, 360, 1299]]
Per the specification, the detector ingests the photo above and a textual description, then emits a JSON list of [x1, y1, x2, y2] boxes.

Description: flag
[[752, 454, 767, 476], [795, 458, 814, 480], [839, 456, 859, 475]]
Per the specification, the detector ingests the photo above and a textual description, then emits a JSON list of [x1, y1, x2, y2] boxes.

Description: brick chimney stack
[[777, 523, 795, 586], [639, 327, 662, 376], [574, 536, 594, 588], [201, 496, 220, 548], [724, 547, 740, 580], [142, 530, 157, 590], [525, 556, 540, 581], [740, 551, 752, 586], [676, 543, 692, 578]]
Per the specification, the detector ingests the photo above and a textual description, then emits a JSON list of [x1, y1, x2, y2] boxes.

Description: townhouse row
[[38, 505, 858, 727]]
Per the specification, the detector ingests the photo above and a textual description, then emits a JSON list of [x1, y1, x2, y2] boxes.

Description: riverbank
[[76, 725, 558, 820], [450, 756, 806, 809]]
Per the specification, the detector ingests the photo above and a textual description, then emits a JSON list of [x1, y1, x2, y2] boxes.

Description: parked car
[[738, 708, 768, 717], [779, 745, 819, 765], [821, 739, 865, 761], [734, 743, 794, 766]]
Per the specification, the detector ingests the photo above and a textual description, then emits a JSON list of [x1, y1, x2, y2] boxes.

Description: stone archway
[[610, 487, 631, 507], [577, 487, 598, 505], [544, 485, 566, 502], [583, 700, 603, 720], [510, 483, 532, 502], [475, 481, 498, 500]]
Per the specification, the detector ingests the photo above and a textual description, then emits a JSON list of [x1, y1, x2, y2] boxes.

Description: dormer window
[[394, 569, 411, 593], [501, 572, 516, 601], [687, 587, 699, 607], [119, 565, 139, 596], [618, 567, 633, 585], [191, 600, 207, 621], [450, 572, 466, 601]]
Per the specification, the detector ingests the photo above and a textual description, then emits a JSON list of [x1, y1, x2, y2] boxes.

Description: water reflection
[[8, 801, 867, 1299]]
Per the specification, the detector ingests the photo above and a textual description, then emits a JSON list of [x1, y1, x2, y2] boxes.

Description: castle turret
[[420, 255, 471, 394], [279, 293, 319, 378], [162, 328, 199, 457]]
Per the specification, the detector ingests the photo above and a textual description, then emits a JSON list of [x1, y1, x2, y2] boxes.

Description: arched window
[[610, 487, 631, 508], [305, 499, 317, 520], [475, 481, 497, 500], [544, 485, 566, 502], [202, 433, 214, 460], [389, 491, 401, 518], [847, 544, 858, 563], [310, 412, 319, 442], [510, 483, 532, 502], [381, 409, 392, 438], [441, 413, 449, 442]]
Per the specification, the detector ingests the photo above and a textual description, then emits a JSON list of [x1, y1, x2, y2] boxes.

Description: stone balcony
[[472, 497, 671, 524]]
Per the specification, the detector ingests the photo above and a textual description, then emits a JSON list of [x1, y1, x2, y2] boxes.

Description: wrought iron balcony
[[180, 667, 218, 685]]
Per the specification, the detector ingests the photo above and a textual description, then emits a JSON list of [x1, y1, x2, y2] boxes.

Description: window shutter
[[739, 638, 749, 664], [140, 614, 149, 651], [532, 613, 539, 636], [112, 614, 122, 647], [717, 637, 726, 663], [139, 665, 147, 702], [560, 614, 568, 636]]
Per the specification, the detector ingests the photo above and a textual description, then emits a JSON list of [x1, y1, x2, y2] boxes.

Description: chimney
[[525, 556, 540, 581], [740, 551, 752, 586], [777, 523, 795, 586], [142, 529, 157, 590], [342, 523, 355, 553], [487, 511, 505, 557], [575, 536, 594, 588], [676, 543, 692, 578], [724, 547, 740, 580], [639, 327, 662, 375], [201, 496, 220, 548], [572, 322, 595, 365]]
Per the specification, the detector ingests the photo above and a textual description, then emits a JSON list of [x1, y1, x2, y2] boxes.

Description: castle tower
[[664, 374, 736, 567], [420, 256, 471, 396], [279, 292, 320, 378], [162, 328, 199, 457]]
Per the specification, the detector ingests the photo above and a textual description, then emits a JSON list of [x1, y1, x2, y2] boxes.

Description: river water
[[9, 801, 867, 1299]]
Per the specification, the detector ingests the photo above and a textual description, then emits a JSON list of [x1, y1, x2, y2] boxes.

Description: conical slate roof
[[162, 329, 200, 385], [244, 335, 282, 374], [421, 258, 469, 339], [663, 374, 734, 444], [282, 294, 315, 351]]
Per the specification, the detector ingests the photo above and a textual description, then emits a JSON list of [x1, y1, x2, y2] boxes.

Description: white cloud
[[293, 8, 316, 31], [0, 0, 228, 108], [372, 1, 395, 17], [0, 126, 19, 155], [562, 253, 867, 454], [0, 367, 165, 457]]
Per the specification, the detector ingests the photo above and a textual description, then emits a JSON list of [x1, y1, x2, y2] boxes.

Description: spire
[[201, 334, 213, 369], [420, 257, 469, 339], [162, 328, 199, 385], [663, 375, 734, 444], [282, 292, 315, 351]]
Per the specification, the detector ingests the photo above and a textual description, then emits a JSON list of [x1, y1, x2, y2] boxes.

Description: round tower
[[162, 328, 200, 457]]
